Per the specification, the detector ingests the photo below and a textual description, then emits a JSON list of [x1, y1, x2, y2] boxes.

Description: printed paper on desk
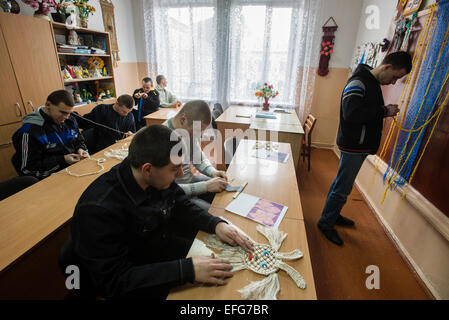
[[225, 193, 288, 228], [252, 149, 290, 163]]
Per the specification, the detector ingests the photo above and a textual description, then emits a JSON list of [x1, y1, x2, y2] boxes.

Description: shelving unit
[[51, 22, 117, 115]]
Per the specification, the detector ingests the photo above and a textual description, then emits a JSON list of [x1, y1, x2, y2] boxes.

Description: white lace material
[[204, 224, 306, 300], [104, 143, 129, 160], [142, 0, 322, 120]]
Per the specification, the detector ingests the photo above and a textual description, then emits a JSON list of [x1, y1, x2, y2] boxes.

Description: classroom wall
[[345, 0, 449, 300], [15, 0, 143, 96], [307, 0, 363, 148]]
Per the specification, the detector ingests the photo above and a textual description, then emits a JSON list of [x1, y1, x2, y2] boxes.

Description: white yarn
[[104, 143, 128, 160], [203, 224, 307, 299], [238, 273, 280, 300], [256, 225, 287, 251], [64, 156, 106, 177], [276, 261, 306, 289]]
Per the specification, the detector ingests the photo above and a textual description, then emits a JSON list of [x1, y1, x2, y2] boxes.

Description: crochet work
[[204, 225, 306, 300]]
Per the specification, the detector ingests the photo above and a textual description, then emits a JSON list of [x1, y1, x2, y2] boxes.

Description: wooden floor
[[296, 148, 433, 300]]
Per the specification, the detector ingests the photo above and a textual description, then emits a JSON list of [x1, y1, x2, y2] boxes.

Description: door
[[0, 13, 63, 113], [0, 25, 26, 126]]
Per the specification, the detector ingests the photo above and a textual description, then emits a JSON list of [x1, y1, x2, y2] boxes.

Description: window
[[229, 5, 294, 106], [158, 6, 216, 100], [145, 0, 320, 112]]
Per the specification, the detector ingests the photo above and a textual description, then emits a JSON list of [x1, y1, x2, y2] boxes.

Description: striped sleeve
[[342, 79, 366, 101]]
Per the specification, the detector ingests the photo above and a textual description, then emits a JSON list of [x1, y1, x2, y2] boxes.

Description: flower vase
[[262, 98, 270, 111], [80, 17, 88, 28], [52, 12, 70, 23], [33, 3, 50, 21]]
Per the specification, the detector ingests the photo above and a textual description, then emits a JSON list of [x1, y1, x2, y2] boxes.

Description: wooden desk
[[167, 212, 317, 300], [212, 140, 303, 220], [0, 137, 131, 298], [216, 106, 304, 171], [167, 139, 316, 300], [144, 107, 181, 126]]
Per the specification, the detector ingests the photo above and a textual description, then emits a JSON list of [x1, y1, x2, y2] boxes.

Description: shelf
[[52, 21, 108, 35], [58, 52, 110, 57], [64, 76, 113, 84], [73, 97, 116, 109]]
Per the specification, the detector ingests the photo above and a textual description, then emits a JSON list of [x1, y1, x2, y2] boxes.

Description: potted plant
[[21, 0, 55, 21], [72, 0, 95, 28], [52, 0, 70, 23]]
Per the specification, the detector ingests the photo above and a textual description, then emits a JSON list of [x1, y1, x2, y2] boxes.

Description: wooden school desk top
[[0, 137, 132, 273], [144, 107, 181, 125], [211, 139, 303, 220], [216, 105, 302, 128]]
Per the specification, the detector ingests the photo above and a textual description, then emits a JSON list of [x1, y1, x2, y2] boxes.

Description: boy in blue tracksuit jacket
[[12, 90, 88, 180]]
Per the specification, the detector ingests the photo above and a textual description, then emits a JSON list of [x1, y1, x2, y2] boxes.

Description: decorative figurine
[[68, 30, 80, 46]]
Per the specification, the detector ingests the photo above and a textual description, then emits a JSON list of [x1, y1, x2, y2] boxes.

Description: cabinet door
[[0, 122, 21, 181], [0, 13, 63, 113], [0, 25, 26, 126]]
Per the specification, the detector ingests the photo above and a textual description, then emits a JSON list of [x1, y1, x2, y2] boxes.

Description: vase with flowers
[[21, 0, 55, 21], [73, 0, 95, 28], [52, 0, 71, 23], [255, 83, 279, 111]]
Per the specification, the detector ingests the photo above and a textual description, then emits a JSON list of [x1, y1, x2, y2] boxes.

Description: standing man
[[59, 125, 253, 299], [75, 94, 136, 154], [317, 51, 412, 245], [163, 100, 228, 211], [12, 90, 88, 180], [132, 77, 160, 130], [155, 74, 181, 108]]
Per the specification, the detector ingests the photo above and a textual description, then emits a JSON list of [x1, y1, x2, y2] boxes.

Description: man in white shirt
[[163, 100, 228, 210], [155, 74, 182, 108]]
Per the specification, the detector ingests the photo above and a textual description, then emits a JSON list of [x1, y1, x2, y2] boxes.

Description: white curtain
[[142, 0, 322, 120]]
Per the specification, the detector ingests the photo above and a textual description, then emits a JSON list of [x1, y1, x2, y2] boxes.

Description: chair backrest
[[304, 114, 317, 147], [211, 103, 224, 129], [224, 137, 240, 166], [81, 128, 97, 153], [213, 103, 224, 115]]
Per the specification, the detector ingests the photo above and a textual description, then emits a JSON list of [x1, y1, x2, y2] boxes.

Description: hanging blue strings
[[384, 0, 449, 188]]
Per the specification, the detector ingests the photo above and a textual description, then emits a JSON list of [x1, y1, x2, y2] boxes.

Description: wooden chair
[[301, 114, 317, 171]]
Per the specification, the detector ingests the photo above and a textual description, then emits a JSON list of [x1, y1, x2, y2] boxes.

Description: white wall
[[317, 0, 364, 69]]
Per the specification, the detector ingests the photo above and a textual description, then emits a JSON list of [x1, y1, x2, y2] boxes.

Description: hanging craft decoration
[[317, 17, 338, 77], [204, 224, 306, 300], [100, 0, 120, 68], [400, 12, 421, 52], [376, 3, 449, 202], [392, 17, 408, 52]]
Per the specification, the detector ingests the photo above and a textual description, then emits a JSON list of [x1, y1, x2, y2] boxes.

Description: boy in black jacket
[[132, 77, 160, 130], [75, 94, 136, 154], [12, 90, 88, 180], [317, 52, 412, 246], [60, 125, 253, 299]]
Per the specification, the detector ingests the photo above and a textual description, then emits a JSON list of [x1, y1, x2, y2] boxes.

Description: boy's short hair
[[128, 125, 182, 168], [142, 77, 152, 83], [178, 100, 212, 127], [382, 51, 412, 73], [117, 94, 134, 109], [156, 75, 165, 85], [47, 90, 75, 107]]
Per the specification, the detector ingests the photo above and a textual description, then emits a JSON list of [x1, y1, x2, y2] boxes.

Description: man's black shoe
[[318, 223, 344, 246], [335, 215, 355, 227]]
